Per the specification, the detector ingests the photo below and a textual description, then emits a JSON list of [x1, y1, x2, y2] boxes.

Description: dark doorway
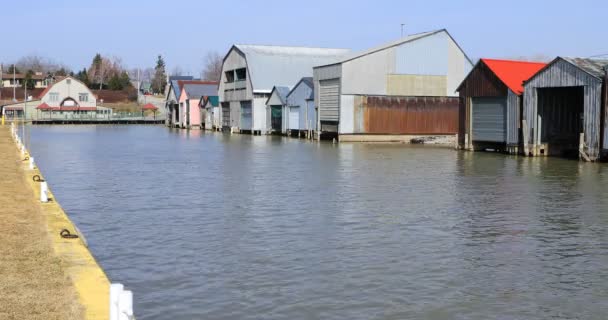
[[271, 106, 282, 131], [537, 86, 584, 157]]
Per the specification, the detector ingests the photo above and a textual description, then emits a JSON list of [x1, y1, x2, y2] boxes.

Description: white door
[[289, 106, 300, 130]]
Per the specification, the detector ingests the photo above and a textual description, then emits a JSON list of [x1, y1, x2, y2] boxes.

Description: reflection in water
[[29, 126, 608, 320]]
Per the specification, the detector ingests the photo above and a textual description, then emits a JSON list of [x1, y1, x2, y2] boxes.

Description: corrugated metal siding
[[506, 90, 520, 145], [319, 78, 340, 122], [523, 58, 603, 158], [360, 95, 458, 134], [395, 31, 448, 76], [472, 97, 507, 142]]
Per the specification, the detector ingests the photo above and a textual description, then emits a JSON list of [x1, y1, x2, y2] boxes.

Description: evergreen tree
[[7, 64, 19, 74], [151, 55, 167, 94], [23, 70, 35, 89]]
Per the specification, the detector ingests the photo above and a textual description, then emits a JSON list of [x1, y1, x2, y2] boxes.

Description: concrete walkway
[[0, 126, 84, 319]]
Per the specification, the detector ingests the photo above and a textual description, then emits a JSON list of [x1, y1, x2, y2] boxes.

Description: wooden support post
[[522, 120, 529, 156], [580, 132, 591, 162]]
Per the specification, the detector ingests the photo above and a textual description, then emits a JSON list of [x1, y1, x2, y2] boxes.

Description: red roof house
[[457, 58, 547, 152]]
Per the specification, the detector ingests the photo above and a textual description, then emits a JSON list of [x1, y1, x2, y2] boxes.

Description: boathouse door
[[472, 97, 507, 143]]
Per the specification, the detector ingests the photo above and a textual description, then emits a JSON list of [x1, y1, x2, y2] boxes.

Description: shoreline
[[6, 125, 111, 319]]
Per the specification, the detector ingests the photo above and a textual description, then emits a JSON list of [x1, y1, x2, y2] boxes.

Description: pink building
[[177, 81, 218, 129]]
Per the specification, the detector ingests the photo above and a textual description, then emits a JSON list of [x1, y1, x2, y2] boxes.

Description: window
[[224, 70, 235, 83], [235, 68, 247, 81], [49, 92, 59, 102], [79, 93, 89, 102]]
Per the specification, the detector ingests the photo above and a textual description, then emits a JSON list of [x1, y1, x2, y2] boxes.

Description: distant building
[[164, 76, 193, 126], [1, 76, 111, 120], [201, 96, 220, 131], [1, 72, 51, 88], [177, 81, 218, 129], [219, 45, 349, 133], [314, 29, 473, 142]]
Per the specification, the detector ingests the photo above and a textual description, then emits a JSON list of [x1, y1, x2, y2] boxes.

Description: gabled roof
[[266, 86, 291, 105], [37, 76, 95, 100], [287, 77, 314, 100], [562, 57, 608, 79], [181, 83, 218, 99], [480, 59, 546, 95], [524, 57, 608, 86], [229, 44, 350, 92], [170, 76, 194, 101], [316, 29, 473, 68], [141, 103, 158, 110]]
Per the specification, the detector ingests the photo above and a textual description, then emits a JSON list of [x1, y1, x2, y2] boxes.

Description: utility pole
[[13, 65, 16, 102], [401, 24, 405, 37]]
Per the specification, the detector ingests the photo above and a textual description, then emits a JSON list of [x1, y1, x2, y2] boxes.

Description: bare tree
[[15, 55, 71, 74], [505, 54, 553, 62], [201, 51, 223, 81], [88, 54, 125, 89], [171, 66, 184, 77]]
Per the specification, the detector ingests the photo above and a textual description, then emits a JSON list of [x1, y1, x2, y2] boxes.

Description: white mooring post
[[110, 283, 134, 320], [29, 157, 35, 170], [40, 182, 48, 203]]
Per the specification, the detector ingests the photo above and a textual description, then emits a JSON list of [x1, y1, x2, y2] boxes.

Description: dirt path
[[0, 126, 83, 320]]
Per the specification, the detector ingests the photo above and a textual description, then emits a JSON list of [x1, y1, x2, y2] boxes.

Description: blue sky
[[2, 0, 606, 74]]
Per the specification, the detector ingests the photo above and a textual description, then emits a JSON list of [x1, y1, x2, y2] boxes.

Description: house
[[285, 77, 315, 137], [218, 45, 350, 134], [177, 81, 218, 129], [165, 75, 193, 127], [201, 96, 220, 131], [2, 76, 111, 120], [265, 86, 290, 134], [522, 57, 608, 161], [457, 59, 546, 154], [1, 72, 51, 88], [313, 29, 473, 142]]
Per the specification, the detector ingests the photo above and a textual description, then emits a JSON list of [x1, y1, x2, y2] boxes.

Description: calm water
[[29, 125, 608, 320]]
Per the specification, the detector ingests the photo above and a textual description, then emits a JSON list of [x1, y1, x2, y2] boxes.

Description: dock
[[32, 119, 164, 125], [0, 125, 114, 319]]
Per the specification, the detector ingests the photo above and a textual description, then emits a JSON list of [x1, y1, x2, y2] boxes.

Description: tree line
[[2, 51, 225, 94]]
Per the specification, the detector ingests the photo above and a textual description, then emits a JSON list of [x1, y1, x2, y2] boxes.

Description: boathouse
[[177, 81, 218, 129], [265, 86, 290, 134], [165, 75, 193, 127], [457, 59, 546, 153], [285, 77, 315, 137], [313, 29, 473, 141], [201, 96, 220, 130], [218, 45, 349, 133], [522, 57, 608, 160]]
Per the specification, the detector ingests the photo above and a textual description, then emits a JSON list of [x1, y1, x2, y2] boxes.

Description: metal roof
[[170, 76, 193, 101], [268, 86, 291, 105], [316, 29, 473, 68], [287, 77, 314, 100], [233, 45, 350, 92], [562, 57, 608, 79], [183, 83, 218, 99]]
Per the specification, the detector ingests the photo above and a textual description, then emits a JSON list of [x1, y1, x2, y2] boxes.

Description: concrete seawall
[[5, 126, 111, 319]]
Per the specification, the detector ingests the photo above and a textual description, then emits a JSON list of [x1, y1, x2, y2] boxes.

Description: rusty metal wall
[[359, 95, 459, 134]]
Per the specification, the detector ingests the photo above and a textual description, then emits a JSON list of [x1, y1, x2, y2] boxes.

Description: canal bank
[[1, 125, 111, 319]]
